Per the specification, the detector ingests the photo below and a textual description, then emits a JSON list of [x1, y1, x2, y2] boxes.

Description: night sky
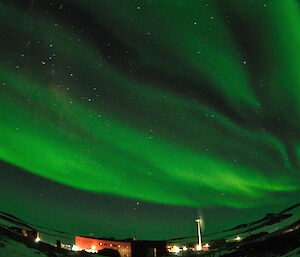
[[0, 0, 299, 240]]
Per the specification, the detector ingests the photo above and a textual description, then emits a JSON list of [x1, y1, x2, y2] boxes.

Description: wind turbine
[[195, 217, 202, 251]]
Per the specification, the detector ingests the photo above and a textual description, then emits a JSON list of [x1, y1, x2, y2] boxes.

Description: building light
[[196, 245, 202, 251], [92, 245, 96, 250], [183, 246, 187, 251], [174, 246, 180, 253], [35, 237, 40, 243], [169, 246, 180, 253], [235, 236, 241, 241], [72, 245, 80, 251], [86, 249, 96, 253]]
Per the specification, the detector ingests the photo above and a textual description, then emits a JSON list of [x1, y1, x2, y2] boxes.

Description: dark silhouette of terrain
[[0, 203, 299, 256]]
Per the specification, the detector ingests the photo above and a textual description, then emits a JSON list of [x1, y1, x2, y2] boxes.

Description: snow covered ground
[[0, 235, 48, 257]]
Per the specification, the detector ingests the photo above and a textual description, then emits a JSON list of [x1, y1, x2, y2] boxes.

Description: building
[[11, 227, 39, 240], [131, 240, 166, 257], [75, 236, 131, 257], [75, 236, 167, 257]]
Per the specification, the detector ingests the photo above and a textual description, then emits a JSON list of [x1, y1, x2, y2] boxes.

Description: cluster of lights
[[169, 245, 180, 253], [85, 245, 97, 253], [85, 248, 97, 253], [202, 243, 210, 251], [72, 245, 80, 251], [168, 244, 210, 253]]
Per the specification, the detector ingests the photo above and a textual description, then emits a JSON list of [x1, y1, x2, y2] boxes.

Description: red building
[[75, 236, 131, 257], [75, 236, 167, 257]]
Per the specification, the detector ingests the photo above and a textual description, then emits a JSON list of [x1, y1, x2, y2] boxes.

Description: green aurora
[[0, 0, 300, 211]]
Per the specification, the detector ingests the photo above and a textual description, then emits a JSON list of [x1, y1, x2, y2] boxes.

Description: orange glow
[[75, 236, 131, 257]]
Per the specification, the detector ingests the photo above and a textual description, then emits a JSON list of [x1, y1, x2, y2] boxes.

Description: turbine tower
[[195, 218, 202, 251]]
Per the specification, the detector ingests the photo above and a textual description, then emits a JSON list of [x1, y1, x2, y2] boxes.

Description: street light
[[195, 218, 202, 251]]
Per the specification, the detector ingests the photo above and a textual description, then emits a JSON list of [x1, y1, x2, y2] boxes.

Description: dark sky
[[0, 0, 299, 240]]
